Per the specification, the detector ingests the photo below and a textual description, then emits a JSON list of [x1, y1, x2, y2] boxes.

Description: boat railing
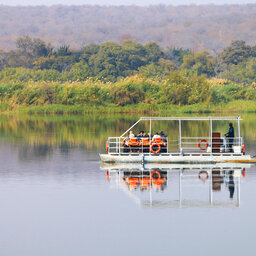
[[181, 136, 243, 153], [107, 136, 243, 154], [107, 137, 168, 154]]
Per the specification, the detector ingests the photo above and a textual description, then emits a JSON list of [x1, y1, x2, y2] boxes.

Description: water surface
[[0, 114, 255, 256]]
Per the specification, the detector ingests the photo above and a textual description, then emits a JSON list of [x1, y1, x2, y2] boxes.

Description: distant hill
[[0, 4, 256, 53]]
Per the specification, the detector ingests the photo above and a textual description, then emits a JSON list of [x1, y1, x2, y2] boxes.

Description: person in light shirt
[[152, 132, 161, 141]]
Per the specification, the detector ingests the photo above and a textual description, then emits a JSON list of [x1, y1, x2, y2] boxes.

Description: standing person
[[225, 123, 234, 152]]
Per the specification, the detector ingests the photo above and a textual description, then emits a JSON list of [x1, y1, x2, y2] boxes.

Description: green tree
[[89, 42, 131, 81], [5, 36, 52, 69], [181, 51, 215, 76], [144, 42, 164, 63], [122, 40, 147, 70], [216, 40, 252, 73], [164, 47, 192, 65], [67, 61, 92, 81], [219, 57, 256, 84], [81, 44, 100, 62]]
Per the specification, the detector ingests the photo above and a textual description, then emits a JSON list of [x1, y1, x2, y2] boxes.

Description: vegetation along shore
[[0, 36, 256, 114]]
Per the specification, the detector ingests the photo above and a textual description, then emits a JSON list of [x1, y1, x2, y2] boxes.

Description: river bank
[[0, 100, 256, 114]]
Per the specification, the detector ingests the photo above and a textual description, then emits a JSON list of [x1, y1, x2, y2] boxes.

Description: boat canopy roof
[[140, 116, 242, 121], [120, 116, 242, 137]]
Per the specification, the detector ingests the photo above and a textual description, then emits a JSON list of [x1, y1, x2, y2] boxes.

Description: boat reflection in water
[[101, 163, 250, 208]]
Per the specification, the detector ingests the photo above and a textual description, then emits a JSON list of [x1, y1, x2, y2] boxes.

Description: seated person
[[146, 132, 152, 139], [125, 130, 135, 145], [124, 131, 137, 152], [160, 131, 168, 141], [128, 130, 135, 139], [152, 132, 161, 141], [137, 130, 144, 141]]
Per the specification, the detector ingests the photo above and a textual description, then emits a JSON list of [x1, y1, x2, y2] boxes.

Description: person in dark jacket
[[137, 131, 144, 141], [225, 123, 234, 152]]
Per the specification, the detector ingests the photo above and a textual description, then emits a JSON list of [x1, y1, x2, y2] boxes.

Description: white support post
[[149, 118, 152, 138], [210, 119, 212, 152], [237, 117, 241, 146], [120, 119, 141, 138], [149, 118, 152, 155], [119, 137, 121, 155], [179, 119, 182, 153]]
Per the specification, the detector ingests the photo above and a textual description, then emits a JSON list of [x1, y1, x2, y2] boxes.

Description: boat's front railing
[[107, 136, 244, 154]]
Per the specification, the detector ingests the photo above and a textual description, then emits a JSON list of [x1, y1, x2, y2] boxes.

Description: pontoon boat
[[100, 117, 253, 163]]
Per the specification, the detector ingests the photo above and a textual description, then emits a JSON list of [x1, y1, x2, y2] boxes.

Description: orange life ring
[[198, 171, 209, 181], [106, 141, 109, 152], [242, 145, 245, 155], [150, 143, 161, 154], [151, 170, 161, 180], [198, 139, 209, 150]]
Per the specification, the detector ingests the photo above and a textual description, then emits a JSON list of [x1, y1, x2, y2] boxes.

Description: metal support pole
[[179, 119, 182, 153], [237, 117, 241, 146], [149, 118, 152, 138], [120, 119, 141, 138], [210, 119, 212, 152], [149, 118, 152, 155]]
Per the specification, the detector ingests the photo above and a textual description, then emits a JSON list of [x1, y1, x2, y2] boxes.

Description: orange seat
[[140, 138, 150, 146], [152, 137, 165, 146], [127, 138, 139, 146]]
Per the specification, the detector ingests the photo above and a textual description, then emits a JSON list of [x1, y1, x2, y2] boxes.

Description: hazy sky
[[0, 0, 256, 6]]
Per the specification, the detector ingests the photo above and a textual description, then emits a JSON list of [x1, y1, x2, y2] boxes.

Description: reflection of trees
[[18, 144, 53, 161], [0, 114, 256, 153]]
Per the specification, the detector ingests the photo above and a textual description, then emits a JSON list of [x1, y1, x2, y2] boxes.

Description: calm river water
[[0, 113, 256, 256]]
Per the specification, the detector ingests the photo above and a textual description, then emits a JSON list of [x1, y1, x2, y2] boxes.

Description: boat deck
[[100, 152, 253, 163]]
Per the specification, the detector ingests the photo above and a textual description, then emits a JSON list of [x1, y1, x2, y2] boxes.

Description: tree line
[[0, 36, 256, 84], [0, 36, 256, 110]]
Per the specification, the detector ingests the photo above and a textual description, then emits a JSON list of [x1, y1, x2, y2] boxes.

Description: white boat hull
[[100, 153, 253, 163]]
